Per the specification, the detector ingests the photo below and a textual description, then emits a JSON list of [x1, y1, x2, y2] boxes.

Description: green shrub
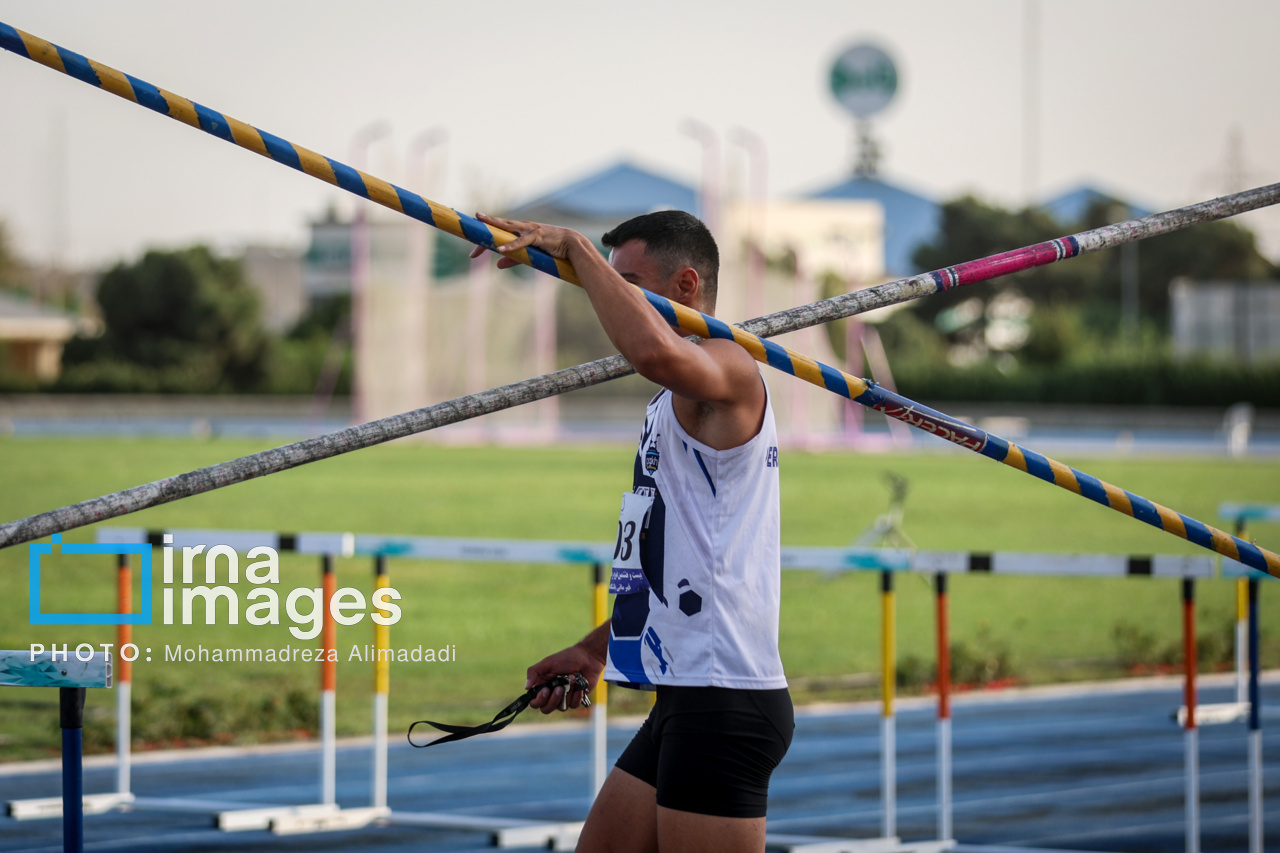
[[897, 623, 1017, 690], [80, 679, 318, 752], [1110, 617, 1237, 675], [894, 357, 1280, 408]]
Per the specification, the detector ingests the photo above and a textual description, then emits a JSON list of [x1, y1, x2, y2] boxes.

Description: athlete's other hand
[[525, 641, 605, 715], [467, 212, 586, 270]]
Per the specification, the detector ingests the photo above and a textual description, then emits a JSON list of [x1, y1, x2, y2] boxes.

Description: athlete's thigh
[[656, 806, 766, 853], [651, 687, 792, 819], [575, 766, 658, 853]]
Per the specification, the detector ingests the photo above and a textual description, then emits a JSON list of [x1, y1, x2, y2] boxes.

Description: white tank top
[[603, 383, 786, 690]]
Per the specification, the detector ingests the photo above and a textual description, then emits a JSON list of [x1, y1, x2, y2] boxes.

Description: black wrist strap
[[408, 674, 590, 749]]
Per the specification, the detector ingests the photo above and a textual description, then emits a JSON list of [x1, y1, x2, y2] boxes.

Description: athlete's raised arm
[[470, 212, 764, 449]]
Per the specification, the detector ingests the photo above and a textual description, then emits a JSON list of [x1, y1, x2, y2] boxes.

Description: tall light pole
[[681, 119, 720, 238], [467, 243, 490, 399], [408, 129, 448, 195], [1023, 0, 1041, 205], [406, 128, 448, 407], [843, 310, 865, 445], [533, 267, 559, 441], [48, 110, 69, 306], [350, 120, 392, 424], [729, 127, 768, 322], [790, 248, 812, 450], [1109, 203, 1140, 341]]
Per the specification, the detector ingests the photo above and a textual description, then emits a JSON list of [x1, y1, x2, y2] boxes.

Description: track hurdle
[[1232, 507, 1253, 709], [591, 561, 609, 795], [1172, 502, 1280, 726], [1213, 566, 1268, 853], [82, 528, 590, 846], [851, 550, 1216, 851], [1168, 501, 1280, 732], [267, 543, 393, 834], [114, 553, 131, 800], [334, 531, 603, 848], [881, 570, 896, 840], [1182, 578, 1199, 853], [934, 573, 952, 844], [1218, 502, 1277, 853], [321, 553, 337, 808], [1222, 503, 1280, 702], [1247, 578, 1262, 853], [373, 554, 390, 811], [1, 649, 112, 853], [20, 529, 385, 835]]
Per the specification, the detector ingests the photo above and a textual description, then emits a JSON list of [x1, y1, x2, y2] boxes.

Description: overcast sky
[[1, 0, 1277, 269]]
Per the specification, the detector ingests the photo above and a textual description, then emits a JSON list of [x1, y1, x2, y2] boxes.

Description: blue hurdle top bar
[[0, 651, 112, 689], [1219, 503, 1280, 523], [95, 528, 1214, 578]]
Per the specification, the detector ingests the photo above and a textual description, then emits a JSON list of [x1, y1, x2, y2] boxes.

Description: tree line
[[2, 193, 1277, 402], [825, 195, 1280, 407]]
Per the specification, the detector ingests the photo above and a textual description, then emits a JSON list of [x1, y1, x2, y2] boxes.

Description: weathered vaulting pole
[[1, 23, 1278, 578], [0, 356, 638, 549]]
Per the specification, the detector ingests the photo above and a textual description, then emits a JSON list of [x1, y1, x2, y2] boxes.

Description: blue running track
[[1, 677, 1277, 852]]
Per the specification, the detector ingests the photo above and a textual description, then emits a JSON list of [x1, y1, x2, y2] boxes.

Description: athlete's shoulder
[[694, 337, 764, 399], [698, 335, 757, 363]]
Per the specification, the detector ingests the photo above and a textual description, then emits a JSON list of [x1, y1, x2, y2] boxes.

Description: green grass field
[[2, 436, 1278, 760]]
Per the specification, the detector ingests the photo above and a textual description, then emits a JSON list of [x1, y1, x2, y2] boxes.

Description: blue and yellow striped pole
[[0, 22, 579, 287], [2, 22, 1278, 579]]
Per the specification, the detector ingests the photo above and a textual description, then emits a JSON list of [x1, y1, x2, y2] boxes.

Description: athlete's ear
[[673, 266, 700, 306]]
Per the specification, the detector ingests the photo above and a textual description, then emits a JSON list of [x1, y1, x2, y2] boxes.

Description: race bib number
[[609, 491, 653, 594]]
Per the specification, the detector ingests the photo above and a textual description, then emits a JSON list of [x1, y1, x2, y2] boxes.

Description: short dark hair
[[602, 210, 719, 312]]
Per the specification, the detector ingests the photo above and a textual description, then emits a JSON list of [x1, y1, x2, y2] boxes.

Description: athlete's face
[[609, 240, 695, 307]]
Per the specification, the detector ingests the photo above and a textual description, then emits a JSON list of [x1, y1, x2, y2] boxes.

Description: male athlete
[[471, 209, 791, 853]]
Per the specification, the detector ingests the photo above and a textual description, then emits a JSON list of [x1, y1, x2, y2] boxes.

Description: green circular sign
[[830, 43, 898, 119]]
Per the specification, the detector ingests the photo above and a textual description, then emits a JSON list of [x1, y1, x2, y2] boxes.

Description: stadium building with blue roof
[[804, 174, 941, 278], [510, 160, 700, 245]]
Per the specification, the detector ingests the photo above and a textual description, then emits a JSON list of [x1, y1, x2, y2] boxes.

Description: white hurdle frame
[[114, 552, 131, 800], [99, 530, 384, 834], [1219, 502, 1278, 853]]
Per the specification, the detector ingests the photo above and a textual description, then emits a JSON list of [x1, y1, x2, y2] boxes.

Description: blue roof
[[805, 176, 940, 276], [1039, 185, 1155, 225], [513, 160, 698, 221]]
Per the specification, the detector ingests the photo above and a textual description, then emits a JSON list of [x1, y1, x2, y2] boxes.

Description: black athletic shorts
[[614, 684, 794, 819]]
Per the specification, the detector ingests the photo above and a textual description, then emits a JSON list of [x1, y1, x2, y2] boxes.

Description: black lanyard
[[408, 674, 591, 748]]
